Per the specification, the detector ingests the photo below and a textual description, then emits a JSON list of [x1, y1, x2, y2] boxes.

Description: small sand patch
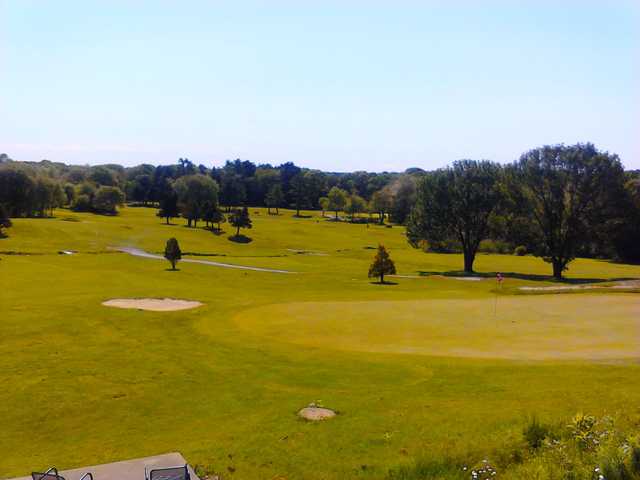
[[102, 298, 203, 312], [298, 407, 336, 421]]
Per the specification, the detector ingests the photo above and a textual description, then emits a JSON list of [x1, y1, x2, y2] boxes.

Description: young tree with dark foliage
[[229, 206, 252, 236], [164, 237, 181, 270], [368, 245, 396, 283], [210, 208, 226, 232], [514, 143, 625, 279], [407, 160, 503, 273]]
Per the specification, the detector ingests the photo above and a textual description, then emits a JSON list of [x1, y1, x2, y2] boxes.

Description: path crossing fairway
[[234, 295, 640, 360]]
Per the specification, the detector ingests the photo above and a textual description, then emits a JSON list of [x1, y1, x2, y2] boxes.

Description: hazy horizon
[[2, 1, 638, 170]]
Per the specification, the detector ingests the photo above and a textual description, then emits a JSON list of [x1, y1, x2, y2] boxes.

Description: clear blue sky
[[1, 1, 638, 171]]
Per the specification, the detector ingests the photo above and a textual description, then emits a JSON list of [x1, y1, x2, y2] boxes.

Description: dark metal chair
[[145, 465, 190, 480], [31, 467, 65, 480]]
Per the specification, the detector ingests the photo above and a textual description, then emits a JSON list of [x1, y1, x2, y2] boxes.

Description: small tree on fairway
[[368, 245, 396, 283], [229, 206, 252, 236], [164, 237, 181, 270]]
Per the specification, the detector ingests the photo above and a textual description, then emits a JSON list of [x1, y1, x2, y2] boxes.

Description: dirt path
[[115, 247, 295, 274]]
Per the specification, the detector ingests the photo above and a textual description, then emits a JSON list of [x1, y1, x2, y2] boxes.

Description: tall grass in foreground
[[387, 413, 640, 480]]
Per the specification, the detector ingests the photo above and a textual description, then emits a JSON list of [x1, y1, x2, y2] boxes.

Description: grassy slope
[[1, 207, 639, 479]]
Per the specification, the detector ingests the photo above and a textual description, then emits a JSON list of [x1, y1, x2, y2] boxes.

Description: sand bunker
[[102, 298, 203, 312], [298, 407, 336, 421]]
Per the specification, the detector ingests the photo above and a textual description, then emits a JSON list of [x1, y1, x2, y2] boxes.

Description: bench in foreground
[[9, 453, 199, 480]]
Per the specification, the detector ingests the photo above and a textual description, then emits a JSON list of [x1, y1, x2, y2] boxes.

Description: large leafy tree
[[327, 186, 348, 220], [514, 143, 625, 278], [265, 184, 284, 215], [290, 174, 309, 216], [370, 189, 393, 224], [174, 175, 219, 227], [346, 193, 366, 222], [389, 175, 417, 224], [407, 160, 503, 273], [157, 188, 179, 224]]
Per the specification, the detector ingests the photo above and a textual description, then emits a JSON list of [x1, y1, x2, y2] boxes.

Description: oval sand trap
[[102, 298, 203, 312], [298, 407, 336, 421]]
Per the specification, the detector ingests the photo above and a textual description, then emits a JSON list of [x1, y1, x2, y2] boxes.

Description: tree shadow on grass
[[206, 227, 225, 236], [165, 268, 181, 272], [370, 280, 398, 285], [228, 234, 253, 244], [293, 214, 313, 219], [416, 270, 638, 284]]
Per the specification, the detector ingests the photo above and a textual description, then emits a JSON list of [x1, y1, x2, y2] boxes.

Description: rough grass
[[1, 207, 639, 479]]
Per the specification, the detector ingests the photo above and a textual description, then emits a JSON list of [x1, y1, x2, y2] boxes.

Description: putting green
[[234, 294, 640, 360]]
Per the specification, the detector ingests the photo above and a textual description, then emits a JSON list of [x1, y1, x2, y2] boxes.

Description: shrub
[[428, 238, 462, 253], [568, 412, 597, 450], [514, 245, 527, 256], [523, 416, 549, 449], [478, 239, 512, 254], [72, 194, 92, 212], [93, 186, 125, 214]]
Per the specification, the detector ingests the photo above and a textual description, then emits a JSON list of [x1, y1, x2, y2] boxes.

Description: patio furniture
[[144, 465, 190, 480], [31, 468, 64, 480]]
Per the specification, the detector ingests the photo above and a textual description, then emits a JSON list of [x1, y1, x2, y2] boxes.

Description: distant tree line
[[0, 155, 418, 224], [0, 145, 638, 277]]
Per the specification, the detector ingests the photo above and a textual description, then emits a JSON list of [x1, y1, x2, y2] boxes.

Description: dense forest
[[1, 145, 639, 276]]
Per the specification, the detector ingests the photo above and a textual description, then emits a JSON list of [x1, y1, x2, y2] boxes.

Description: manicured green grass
[[1, 207, 639, 479]]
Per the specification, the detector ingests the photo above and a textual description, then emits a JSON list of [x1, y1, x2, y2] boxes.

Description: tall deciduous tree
[[157, 189, 179, 224], [174, 175, 219, 227], [346, 193, 366, 222], [327, 186, 348, 220], [389, 175, 417, 224], [164, 237, 181, 270], [368, 245, 397, 283], [407, 160, 503, 273], [290, 174, 308, 216], [370, 189, 393, 224], [265, 184, 284, 215], [514, 143, 625, 279]]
